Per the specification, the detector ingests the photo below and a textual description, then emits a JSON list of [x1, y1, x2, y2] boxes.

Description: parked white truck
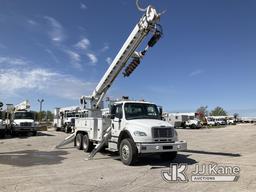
[[166, 112, 201, 129], [0, 110, 6, 137], [6, 101, 37, 136], [53, 106, 80, 133], [57, 1, 187, 165]]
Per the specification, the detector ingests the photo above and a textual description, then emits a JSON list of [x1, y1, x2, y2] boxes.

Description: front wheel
[[119, 138, 138, 166]]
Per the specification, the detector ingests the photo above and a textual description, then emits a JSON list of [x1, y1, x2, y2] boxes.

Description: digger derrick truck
[[57, 1, 187, 165]]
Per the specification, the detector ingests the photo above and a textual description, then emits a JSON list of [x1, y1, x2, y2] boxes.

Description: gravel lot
[[0, 124, 255, 192]]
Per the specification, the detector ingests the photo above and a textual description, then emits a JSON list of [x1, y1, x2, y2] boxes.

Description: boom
[[81, 3, 163, 109]]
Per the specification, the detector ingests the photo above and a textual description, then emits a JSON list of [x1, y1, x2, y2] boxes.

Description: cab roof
[[113, 100, 155, 105]]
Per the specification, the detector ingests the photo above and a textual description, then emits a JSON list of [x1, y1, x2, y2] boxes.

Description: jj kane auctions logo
[[161, 163, 240, 182]]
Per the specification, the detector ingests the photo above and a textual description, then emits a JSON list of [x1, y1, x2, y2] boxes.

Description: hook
[[136, 0, 147, 12]]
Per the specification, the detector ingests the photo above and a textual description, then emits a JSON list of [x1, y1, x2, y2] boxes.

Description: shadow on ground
[[92, 149, 197, 168], [137, 154, 197, 168], [0, 132, 55, 140], [184, 149, 241, 157], [0, 150, 68, 167]]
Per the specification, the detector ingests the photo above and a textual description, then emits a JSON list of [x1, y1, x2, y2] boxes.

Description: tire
[[119, 138, 138, 166], [160, 151, 177, 161], [64, 126, 69, 133], [83, 134, 93, 152], [32, 131, 37, 136], [0, 130, 5, 138], [11, 129, 17, 137], [191, 124, 197, 129], [75, 133, 83, 150]]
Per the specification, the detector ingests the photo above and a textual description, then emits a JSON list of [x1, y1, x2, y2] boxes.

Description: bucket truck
[[53, 106, 81, 133], [7, 100, 37, 136], [56, 1, 187, 165]]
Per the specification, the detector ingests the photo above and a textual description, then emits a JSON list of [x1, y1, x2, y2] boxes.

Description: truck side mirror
[[159, 107, 163, 120]]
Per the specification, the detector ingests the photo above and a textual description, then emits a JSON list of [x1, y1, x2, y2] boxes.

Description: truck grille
[[20, 122, 32, 127], [152, 127, 173, 138]]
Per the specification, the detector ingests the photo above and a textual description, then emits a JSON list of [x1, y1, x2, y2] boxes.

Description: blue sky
[[0, 0, 255, 116]]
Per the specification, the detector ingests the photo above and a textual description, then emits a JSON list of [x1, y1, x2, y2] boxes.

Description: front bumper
[[136, 140, 187, 154], [12, 127, 36, 132]]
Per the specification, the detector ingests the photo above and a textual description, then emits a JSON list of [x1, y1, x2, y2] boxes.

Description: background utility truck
[[0, 102, 6, 137], [57, 1, 187, 165], [165, 112, 201, 129], [6, 100, 37, 136], [53, 106, 80, 133]]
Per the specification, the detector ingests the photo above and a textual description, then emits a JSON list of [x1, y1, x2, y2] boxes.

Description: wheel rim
[[122, 144, 130, 160], [76, 135, 81, 147]]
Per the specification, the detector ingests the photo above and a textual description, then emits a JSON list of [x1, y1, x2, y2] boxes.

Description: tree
[[196, 106, 208, 116], [35, 110, 54, 122], [196, 106, 208, 124], [46, 111, 54, 121], [210, 107, 227, 116], [233, 113, 239, 121]]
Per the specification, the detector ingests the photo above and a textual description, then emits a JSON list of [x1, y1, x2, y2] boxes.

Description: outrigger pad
[[55, 133, 76, 149]]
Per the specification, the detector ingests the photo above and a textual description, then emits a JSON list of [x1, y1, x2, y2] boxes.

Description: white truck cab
[[74, 100, 187, 165], [185, 117, 201, 129], [11, 110, 37, 136], [206, 117, 216, 126]]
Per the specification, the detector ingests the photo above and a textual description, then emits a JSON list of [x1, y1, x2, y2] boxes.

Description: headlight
[[134, 131, 147, 136]]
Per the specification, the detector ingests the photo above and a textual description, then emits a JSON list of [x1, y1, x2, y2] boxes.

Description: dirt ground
[[0, 124, 255, 192]]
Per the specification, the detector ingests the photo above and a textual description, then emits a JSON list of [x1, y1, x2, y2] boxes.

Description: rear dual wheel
[[75, 133, 93, 152], [75, 133, 83, 150]]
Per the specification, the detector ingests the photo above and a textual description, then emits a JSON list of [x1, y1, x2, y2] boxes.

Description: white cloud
[[75, 38, 90, 50], [0, 56, 28, 66], [44, 16, 64, 42], [87, 53, 98, 64], [189, 69, 204, 77], [45, 49, 59, 63], [65, 50, 82, 69], [27, 19, 37, 25], [101, 44, 109, 52], [80, 3, 87, 10], [105, 57, 112, 65], [0, 68, 95, 100]]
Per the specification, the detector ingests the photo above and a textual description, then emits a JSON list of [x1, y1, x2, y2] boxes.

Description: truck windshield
[[124, 103, 160, 120], [66, 112, 75, 118], [14, 112, 34, 119]]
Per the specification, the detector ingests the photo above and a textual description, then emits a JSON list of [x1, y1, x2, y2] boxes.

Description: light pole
[[37, 99, 44, 122]]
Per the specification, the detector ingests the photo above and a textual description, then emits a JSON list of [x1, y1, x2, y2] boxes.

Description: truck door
[[112, 104, 124, 137]]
